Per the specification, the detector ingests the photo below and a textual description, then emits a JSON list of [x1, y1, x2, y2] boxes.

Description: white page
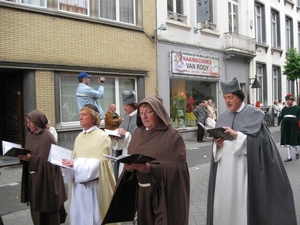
[[48, 144, 73, 169], [2, 141, 22, 154], [104, 129, 121, 138]]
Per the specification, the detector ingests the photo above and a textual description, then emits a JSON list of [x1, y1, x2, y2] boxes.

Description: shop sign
[[171, 51, 219, 77]]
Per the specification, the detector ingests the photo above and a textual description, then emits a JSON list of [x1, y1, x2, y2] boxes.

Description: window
[[2, 0, 46, 7], [167, 0, 187, 23], [256, 64, 265, 105], [272, 66, 281, 101], [59, 0, 88, 15], [286, 79, 295, 96], [59, 74, 136, 126], [100, 0, 136, 25], [286, 17, 293, 50], [255, 2, 265, 44], [271, 10, 280, 48], [298, 23, 300, 53], [170, 79, 217, 128], [228, 0, 238, 33]]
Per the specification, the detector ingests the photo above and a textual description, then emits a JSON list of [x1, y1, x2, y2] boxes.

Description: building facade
[[156, 0, 300, 139], [0, 0, 157, 150]]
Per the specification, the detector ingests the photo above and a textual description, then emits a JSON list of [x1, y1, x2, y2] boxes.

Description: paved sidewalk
[[1, 126, 299, 225]]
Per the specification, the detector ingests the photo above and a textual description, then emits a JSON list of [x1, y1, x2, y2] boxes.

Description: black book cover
[[4, 148, 32, 157]]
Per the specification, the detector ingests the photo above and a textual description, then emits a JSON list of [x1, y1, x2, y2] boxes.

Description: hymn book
[[102, 153, 156, 164], [2, 141, 31, 157], [199, 122, 234, 140], [104, 129, 122, 138], [48, 144, 74, 169]]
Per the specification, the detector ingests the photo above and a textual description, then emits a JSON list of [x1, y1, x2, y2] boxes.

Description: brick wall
[[0, 0, 157, 97]]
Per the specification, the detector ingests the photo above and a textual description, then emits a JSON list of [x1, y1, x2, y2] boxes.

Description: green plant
[[283, 47, 300, 81]]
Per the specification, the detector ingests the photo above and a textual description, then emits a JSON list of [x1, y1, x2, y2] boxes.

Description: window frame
[[255, 2, 265, 44], [272, 66, 281, 101], [99, 0, 137, 25], [57, 73, 137, 127], [285, 16, 293, 50], [228, 0, 239, 33], [271, 10, 280, 48]]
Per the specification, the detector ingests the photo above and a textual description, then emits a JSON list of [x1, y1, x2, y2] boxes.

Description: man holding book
[[206, 77, 296, 225]]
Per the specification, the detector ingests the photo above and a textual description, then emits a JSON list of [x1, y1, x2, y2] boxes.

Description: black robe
[[207, 104, 297, 225]]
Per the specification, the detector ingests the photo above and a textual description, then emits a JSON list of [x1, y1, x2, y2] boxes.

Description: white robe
[[213, 132, 248, 225], [63, 158, 100, 225]]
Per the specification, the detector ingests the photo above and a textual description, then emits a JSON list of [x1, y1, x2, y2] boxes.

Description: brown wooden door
[[0, 72, 25, 154]]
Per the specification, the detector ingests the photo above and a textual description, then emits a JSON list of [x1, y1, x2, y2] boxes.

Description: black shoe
[[296, 153, 299, 159], [284, 158, 292, 162]]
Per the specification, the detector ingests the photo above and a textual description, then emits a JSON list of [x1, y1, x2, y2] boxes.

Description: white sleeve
[[62, 168, 75, 183], [73, 158, 100, 183]]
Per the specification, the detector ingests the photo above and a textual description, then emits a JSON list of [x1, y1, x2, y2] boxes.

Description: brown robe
[[21, 109, 67, 225], [103, 96, 190, 225]]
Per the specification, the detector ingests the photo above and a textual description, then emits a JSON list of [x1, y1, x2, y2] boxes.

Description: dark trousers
[[197, 124, 205, 142]]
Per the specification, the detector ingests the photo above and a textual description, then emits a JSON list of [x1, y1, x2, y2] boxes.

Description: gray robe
[[207, 104, 297, 225]]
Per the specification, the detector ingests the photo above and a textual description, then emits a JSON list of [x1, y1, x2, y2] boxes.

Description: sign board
[[171, 51, 219, 77]]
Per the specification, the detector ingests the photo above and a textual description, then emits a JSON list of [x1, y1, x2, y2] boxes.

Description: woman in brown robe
[[18, 109, 67, 225], [103, 96, 190, 225]]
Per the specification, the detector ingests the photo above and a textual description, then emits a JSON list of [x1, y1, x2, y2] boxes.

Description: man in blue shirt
[[76, 72, 105, 119]]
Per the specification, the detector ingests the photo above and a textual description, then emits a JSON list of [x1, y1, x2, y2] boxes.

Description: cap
[[78, 72, 91, 79], [84, 104, 99, 113], [220, 77, 241, 94], [122, 90, 137, 104], [285, 94, 295, 101]]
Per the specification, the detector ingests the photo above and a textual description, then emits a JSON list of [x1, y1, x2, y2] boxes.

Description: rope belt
[[138, 182, 151, 187], [284, 115, 297, 118]]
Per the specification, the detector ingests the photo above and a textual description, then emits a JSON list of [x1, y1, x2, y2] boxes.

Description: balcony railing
[[167, 11, 187, 24], [223, 32, 256, 55]]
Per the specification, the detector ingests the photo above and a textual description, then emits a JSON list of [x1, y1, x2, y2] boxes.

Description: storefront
[[157, 41, 251, 140]]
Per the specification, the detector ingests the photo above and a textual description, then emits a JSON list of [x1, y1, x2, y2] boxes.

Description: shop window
[[100, 0, 136, 25], [59, 73, 136, 126], [170, 79, 217, 128]]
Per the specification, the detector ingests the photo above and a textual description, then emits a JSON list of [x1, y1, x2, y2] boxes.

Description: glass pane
[[170, 79, 216, 128], [119, 78, 135, 118], [59, 0, 88, 15], [100, 0, 116, 20], [176, 0, 183, 14], [22, 0, 45, 7], [60, 75, 80, 123], [167, 0, 173, 12], [119, 0, 134, 24]]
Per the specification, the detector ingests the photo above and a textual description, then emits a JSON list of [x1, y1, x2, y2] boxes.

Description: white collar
[[83, 125, 98, 133]]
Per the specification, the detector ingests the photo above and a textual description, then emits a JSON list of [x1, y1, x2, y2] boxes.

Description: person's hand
[[223, 126, 238, 139], [17, 153, 31, 161], [62, 159, 74, 167], [98, 77, 105, 84], [125, 163, 150, 173], [117, 128, 127, 136], [214, 137, 224, 148]]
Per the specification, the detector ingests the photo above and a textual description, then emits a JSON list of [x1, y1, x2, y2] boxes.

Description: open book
[[104, 129, 122, 138], [2, 140, 31, 157], [102, 153, 156, 164], [199, 122, 234, 140], [48, 144, 74, 169]]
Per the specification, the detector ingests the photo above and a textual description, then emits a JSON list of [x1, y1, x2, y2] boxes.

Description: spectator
[[205, 113, 216, 129], [18, 109, 67, 225], [207, 99, 217, 120], [207, 77, 297, 225], [76, 72, 105, 119], [280, 94, 300, 162], [193, 100, 209, 142], [104, 104, 123, 130], [111, 90, 138, 179], [103, 96, 190, 225], [272, 100, 281, 127], [255, 100, 260, 108], [46, 119, 58, 143], [61, 104, 116, 225]]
